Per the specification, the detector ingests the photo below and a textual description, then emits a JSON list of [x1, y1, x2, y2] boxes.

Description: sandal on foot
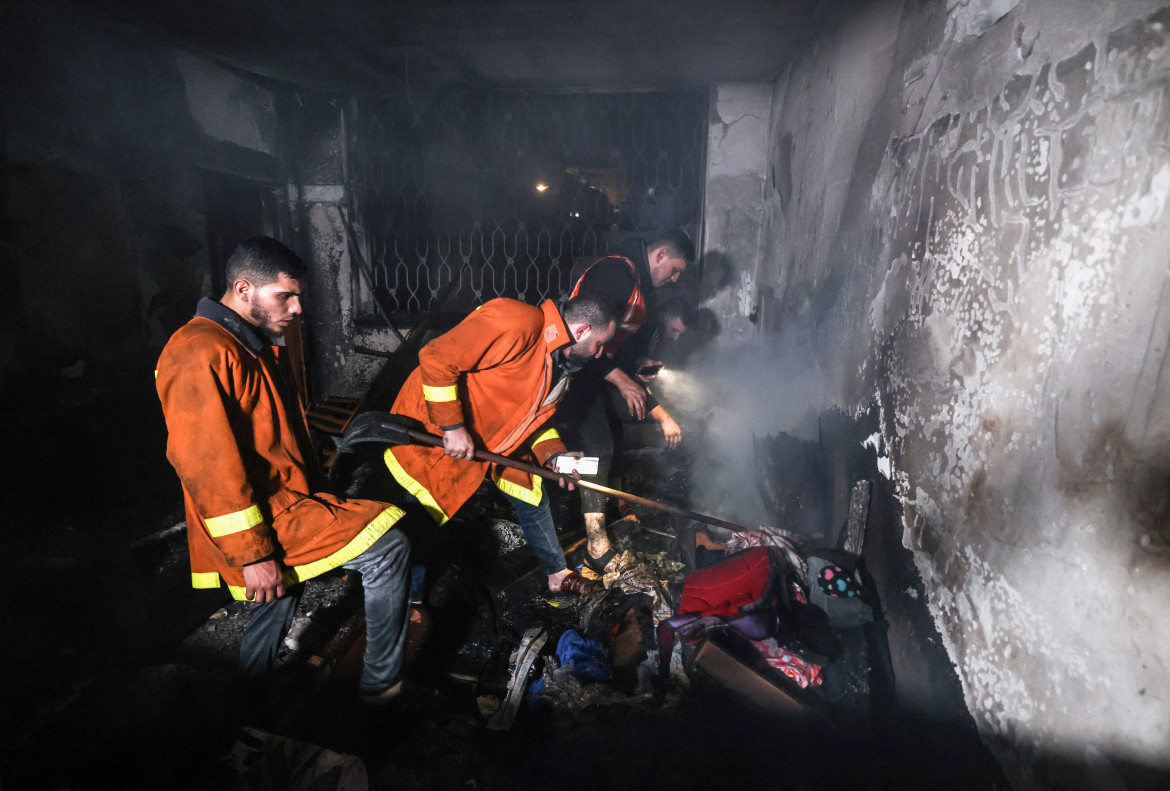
[[555, 570, 598, 595], [582, 546, 618, 575]]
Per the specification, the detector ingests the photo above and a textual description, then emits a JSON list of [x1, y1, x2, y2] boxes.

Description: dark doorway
[[201, 171, 286, 295]]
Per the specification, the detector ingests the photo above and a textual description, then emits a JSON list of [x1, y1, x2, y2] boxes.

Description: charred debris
[[5, 383, 998, 789]]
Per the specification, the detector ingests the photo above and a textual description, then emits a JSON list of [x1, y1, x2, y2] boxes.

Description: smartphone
[[638, 363, 663, 377], [553, 455, 600, 475]]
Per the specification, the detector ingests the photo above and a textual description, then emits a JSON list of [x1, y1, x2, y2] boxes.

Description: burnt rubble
[[3, 409, 1004, 790]]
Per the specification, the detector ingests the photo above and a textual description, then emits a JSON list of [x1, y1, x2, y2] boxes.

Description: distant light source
[[535, 182, 549, 193]]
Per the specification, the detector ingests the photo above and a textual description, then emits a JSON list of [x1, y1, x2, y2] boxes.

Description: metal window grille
[[353, 89, 707, 318]]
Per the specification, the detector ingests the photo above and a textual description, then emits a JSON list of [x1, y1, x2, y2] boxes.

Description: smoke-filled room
[[2, 1, 1169, 789]]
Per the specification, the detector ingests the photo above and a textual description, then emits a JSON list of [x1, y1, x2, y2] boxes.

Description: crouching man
[[384, 295, 615, 595], [156, 236, 412, 705]]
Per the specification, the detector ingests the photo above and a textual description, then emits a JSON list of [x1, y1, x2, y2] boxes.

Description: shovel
[[331, 412, 751, 533]]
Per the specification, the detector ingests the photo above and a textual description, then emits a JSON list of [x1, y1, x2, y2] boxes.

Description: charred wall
[[696, 0, 1170, 786], [0, 0, 297, 564], [1, 1, 288, 397], [2, 0, 294, 740]]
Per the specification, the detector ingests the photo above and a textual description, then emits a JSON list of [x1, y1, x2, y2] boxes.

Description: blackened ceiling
[[78, 0, 833, 94]]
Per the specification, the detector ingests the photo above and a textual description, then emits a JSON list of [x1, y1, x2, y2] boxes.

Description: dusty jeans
[[503, 490, 568, 577], [239, 527, 412, 693]]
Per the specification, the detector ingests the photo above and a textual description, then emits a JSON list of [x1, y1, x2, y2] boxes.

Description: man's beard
[[562, 343, 595, 367], [248, 302, 283, 340]]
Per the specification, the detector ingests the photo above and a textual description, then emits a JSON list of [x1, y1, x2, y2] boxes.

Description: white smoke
[[656, 331, 829, 528]]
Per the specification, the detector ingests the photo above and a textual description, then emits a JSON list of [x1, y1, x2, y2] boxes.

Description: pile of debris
[[6, 426, 897, 790], [480, 482, 883, 740]]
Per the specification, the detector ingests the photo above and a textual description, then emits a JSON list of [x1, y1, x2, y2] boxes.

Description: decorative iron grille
[[354, 89, 707, 318]]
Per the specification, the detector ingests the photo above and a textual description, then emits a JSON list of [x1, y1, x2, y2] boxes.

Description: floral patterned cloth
[[750, 637, 824, 689]]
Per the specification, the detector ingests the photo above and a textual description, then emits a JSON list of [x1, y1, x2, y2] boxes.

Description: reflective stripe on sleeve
[[495, 473, 543, 507], [204, 504, 264, 537], [191, 571, 221, 589], [423, 384, 458, 402], [384, 448, 450, 525], [531, 427, 560, 446]]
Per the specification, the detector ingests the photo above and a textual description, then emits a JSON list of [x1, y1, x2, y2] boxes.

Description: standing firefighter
[[384, 295, 615, 595], [156, 236, 414, 705]]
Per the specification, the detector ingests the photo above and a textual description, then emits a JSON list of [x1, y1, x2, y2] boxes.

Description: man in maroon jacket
[[560, 229, 694, 574]]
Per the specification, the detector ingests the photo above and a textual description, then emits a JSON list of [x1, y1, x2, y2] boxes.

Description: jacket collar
[[614, 237, 652, 287], [540, 299, 573, 354], [195, 297, 267, 357]]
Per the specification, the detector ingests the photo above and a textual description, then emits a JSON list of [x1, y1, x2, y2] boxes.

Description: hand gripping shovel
[[331, 412, 749, 532]]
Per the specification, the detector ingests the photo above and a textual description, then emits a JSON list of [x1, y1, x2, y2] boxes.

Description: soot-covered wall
[[696, 0, 1170, 786], [1, 1, 289, 396], [0, 0, 396, 736]]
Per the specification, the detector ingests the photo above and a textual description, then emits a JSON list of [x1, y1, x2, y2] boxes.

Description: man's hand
[[547, 451, 583, 491], [442, 426, 476, 460], [605, 368, 648, 420], [243, 558, 286, 603], [656, 410, 683, 449]]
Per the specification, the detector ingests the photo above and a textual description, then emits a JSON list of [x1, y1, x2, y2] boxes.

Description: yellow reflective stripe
[[285, 506, 403, 586], [384, 448, 450, 525], [191, 571, 221, 589], [225, 580, 284, 601], [205, 505, 264, 537], [495, 473, 543, 507], [531, 428, 560, 446], [202, 507, 404, 600], [423, 384, 458, 402], [154, 369, 159, 379]]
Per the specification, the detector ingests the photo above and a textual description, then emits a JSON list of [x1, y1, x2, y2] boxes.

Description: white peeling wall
[[701, 83, 773, 341], [725, 0, 1170, 785]]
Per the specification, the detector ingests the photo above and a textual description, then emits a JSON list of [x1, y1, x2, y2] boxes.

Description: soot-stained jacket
[[384, 298, 571, 524], [156, 298, 401, 600]]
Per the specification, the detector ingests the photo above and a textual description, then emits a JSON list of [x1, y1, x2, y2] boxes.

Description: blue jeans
[[239, 527, 412, 694], [405, 487, 567, 602], [503, 490, 568, 578], [238, 587, 300, 678]]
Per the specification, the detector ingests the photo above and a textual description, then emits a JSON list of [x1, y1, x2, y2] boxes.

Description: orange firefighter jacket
[[156, 298, 402, 600], [385, 298, 571, 524]]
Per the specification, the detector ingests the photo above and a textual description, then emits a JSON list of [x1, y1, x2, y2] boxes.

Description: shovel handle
[[406, 429, 747, 532]]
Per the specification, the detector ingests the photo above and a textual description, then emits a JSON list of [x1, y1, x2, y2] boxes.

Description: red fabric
[[677, 547, 773, 619]]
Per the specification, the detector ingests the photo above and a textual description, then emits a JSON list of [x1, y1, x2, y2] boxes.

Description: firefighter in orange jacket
[[385, 295, 615, 595], [157, 236, 413, 704]]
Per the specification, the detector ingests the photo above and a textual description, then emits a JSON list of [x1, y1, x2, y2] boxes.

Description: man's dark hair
[[225, 236, 309, 287], [645, 228, 695, 264], [658, 296, 697, 328], [563, 293, 615, 329]]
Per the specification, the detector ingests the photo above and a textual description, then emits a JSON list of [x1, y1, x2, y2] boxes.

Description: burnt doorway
[[202, 171, 287, 296]]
